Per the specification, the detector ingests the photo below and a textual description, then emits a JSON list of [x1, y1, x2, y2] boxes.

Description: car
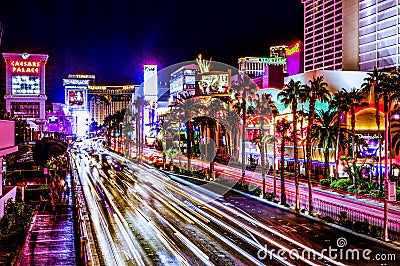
[[214, 154, 231, 165], [111, 160, 125, 171]]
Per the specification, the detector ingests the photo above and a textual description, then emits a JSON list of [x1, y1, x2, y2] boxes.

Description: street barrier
[[70, 159, 94, 266]]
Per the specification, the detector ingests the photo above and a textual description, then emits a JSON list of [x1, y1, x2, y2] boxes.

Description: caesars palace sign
[[10, 60, 41, 74]]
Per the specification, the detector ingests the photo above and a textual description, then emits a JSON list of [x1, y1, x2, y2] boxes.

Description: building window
[[11, 102, 40, 118]]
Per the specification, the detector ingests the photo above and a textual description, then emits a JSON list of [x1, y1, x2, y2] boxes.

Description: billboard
[[170, 76, 184, 95], [198, 72, 230, 95], [67, 90, 86, 109], [358, 133, 381, 157], [11, 75, 40, 95], [144, 65, 158, 102]]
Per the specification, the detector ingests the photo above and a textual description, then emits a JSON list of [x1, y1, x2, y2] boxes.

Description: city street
[[72, 147, 400, 265], [141, 147, 400, 241]]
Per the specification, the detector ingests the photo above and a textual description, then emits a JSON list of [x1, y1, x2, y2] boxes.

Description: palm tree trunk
[[293, 107, 299, 212], [280, 132, 286, 205], [324, 149, 330, 179], [260, 114, 266, 198], [375, 99, 383, 191], [187, 120, 192, 171], [241, 99, 246, 186], [306, 102, 315, 214], [335, 113, 341, 180]]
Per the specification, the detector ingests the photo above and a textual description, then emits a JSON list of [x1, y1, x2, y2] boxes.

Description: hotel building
[[238, 57, 287, 78], [301, 0, 399, 71], [87, 85, 137, 125], [359, 0, 400, 71]]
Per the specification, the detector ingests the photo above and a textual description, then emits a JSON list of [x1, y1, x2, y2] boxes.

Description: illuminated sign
[[357, 133, 380, 157], [67, 90, 86, 108], [170, 76, 184, 95], [49, 116, 58, 123], [259, 58, 286, 64], [185, 75, 196, 84], [285, 43, 300, 56], [198, 73, 230, 95], [11, 75, 40, 95], [286, 41, 303, 76], [63, 79, 90, 86], [68, 74, 95, 79], [10, 60, 41, 74], [144, 65, 158, 102]]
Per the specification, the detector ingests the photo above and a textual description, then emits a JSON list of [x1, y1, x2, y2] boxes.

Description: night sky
[[0, 0, 303, 103]]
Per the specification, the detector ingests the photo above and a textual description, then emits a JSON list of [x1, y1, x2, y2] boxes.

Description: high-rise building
[[301, 0, 399, 72], [359, 0, 400, 71], [87, 85, 137, 126]]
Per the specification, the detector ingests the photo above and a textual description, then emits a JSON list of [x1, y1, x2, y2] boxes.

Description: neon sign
[[10, 60, 41, 73], [63, 79, 90, 86], [285, 43, 300, 56], [259, 58, 286, 64]]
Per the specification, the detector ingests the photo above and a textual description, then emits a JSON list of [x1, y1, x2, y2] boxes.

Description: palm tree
[[171, 94, 205, 171], [390, 68, 400, 157], [131, 96, 147, 160], [300, 75, 330, 214], [312, 109, 343, 180], [276, 118, 291, 205], [331, 88, 365, 161], [330, 90, 349, 179], [206, 98, 228, 178], [361, 67, 389, 133], [278, 79, 302, 211], [361, 68, 390, 190], [347, 88, 365, 159], [231, 74, 258, 186], [297, 108, 308, 174], [224, 109, 241, 159], [249, 93, 278, 198]]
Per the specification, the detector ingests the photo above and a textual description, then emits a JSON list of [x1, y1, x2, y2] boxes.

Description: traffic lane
[[117, 161, 283, 265], [72, 155, 130, 266], [101, 159, 251, 265], [100, 172, 186, 266], [131, 172, 268, 265], [219, 190, 400, 265]]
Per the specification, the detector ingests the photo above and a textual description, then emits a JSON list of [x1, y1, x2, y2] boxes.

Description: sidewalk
[[16, 173, 76, 266]]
